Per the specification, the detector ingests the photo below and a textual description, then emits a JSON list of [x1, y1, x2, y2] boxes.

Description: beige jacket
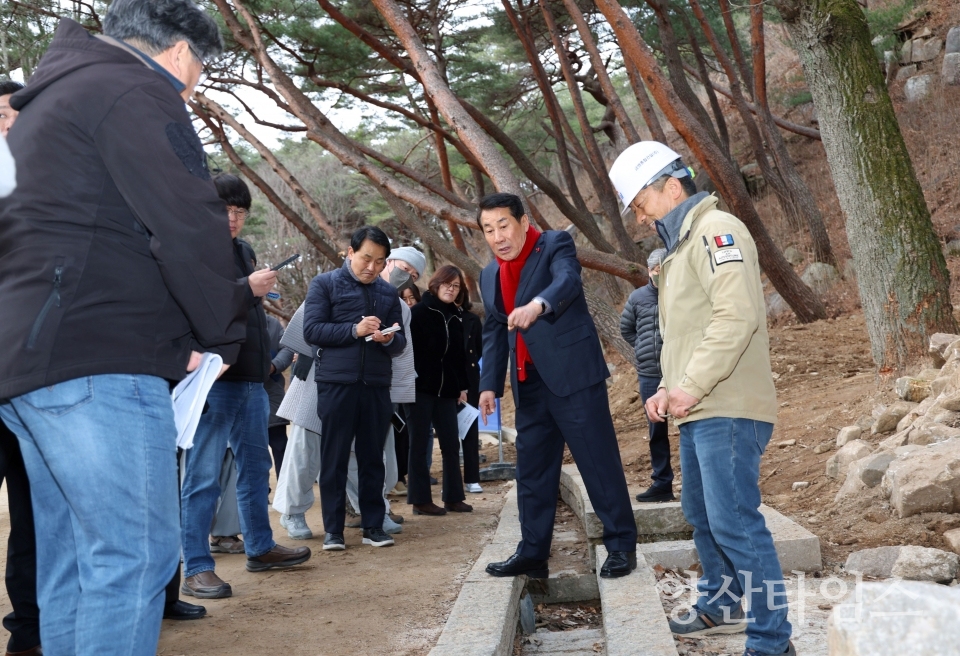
[[658, 195, 777, 425]]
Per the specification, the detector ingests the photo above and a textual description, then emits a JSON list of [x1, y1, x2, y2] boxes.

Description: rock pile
[[887, 26, 960, 99], [830, 333, 960, 522]]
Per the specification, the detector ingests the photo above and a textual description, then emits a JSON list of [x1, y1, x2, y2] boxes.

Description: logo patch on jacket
[[714, 248, 743, 265], [714, 234, 735, 247]]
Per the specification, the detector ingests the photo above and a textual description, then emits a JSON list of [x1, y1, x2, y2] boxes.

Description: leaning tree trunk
[[774, 0, 957, 370]]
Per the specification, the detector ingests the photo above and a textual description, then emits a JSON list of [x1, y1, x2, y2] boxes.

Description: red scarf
[[497, 225, 541, 382]]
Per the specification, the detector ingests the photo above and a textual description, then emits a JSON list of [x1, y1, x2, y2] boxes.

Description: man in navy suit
[[477, 192, 638, 579]]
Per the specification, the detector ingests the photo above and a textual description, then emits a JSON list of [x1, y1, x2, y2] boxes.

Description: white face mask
[[651, 272, 660, 287]]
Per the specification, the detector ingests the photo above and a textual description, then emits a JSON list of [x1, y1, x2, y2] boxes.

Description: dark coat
[[0, 19, 246, 399], [410, 292, 469, 399], [219, 239, 271, 384], [302, 261, 405, 388], [462, 309, 483, 399], [620, 281, 663, 379], [479, 230, 609, 404]]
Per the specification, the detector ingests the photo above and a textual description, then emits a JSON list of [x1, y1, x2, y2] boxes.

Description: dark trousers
[[165, 448, 184, 606], [462, 390, 480, 484], [316, 382, 391, 533], [514, 368, 637, 560], [0, 422, 40, 653], [639, 376, 674, 489], [407, 392, 465, 506], [395, 405, 410, 483], [268, 424, 288, 480]]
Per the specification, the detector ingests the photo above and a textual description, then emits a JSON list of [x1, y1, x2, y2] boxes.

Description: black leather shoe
[[600, 551, 637, 578], [635, 486, 676, 503], [485, 553, 548, 579], [163, 599, 207, 620]]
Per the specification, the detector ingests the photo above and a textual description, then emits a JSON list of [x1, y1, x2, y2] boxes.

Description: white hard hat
[[609, 142, 692, 215]]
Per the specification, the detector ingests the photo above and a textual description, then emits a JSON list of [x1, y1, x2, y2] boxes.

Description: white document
[[457, 403, 481, 441], [172, 352, 223, 450]]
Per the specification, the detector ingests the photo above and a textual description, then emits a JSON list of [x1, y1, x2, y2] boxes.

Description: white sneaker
[[466, 483, 483, 494], [382, 515, 403, 535], [280, 513, 313, 540]]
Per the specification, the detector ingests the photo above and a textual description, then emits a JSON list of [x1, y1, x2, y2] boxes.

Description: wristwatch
[[537, 300, 546, 314]]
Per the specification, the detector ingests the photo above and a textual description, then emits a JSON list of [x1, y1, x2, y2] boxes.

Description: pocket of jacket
[[21, 377, 94, 417], [26, 257, 65, 350], [556, 323, 593, 348]]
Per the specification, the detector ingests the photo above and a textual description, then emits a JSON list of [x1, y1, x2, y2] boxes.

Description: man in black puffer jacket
[[303, 226, 406, 551], [620, 248, 675, 502], [179, 175, 310, 601]]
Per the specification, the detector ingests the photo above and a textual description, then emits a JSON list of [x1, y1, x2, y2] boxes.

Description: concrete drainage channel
[[429, 465, 823, 656]]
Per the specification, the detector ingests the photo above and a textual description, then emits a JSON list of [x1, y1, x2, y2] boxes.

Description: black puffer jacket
[[0, 19, 247, 400], [620, 281, 663, 378], [410, 292, 469, 399], [302, 260, 405, 387], [220, 239, 271, 383]]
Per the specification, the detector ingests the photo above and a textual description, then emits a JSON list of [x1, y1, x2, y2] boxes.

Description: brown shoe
[[389, 512, 404, 524], [181, 570, 232, 599], [246, 544, 312, 572], [5, 646, 42, 656], [444, 501, 473, 513], [210, 535, 245, 554], [412, 502, 447, 516]]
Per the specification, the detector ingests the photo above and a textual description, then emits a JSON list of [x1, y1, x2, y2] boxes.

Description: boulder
[[826, 440, 873, 479], [882, 439, 960, 517], [929, 333, 960, 367], [895, 63, 917, 81], [944, 527, 960, 555], [836, 466, 866, 500], [872, 401, 919, 435], [859, 453, 897, 487], [828, 580, 960, 655], [877, 429, 911, 452], [940, 390, 960, 412], [891, 546, 959, 582], [844, 545, 958, 581], [912, 37, 942, 62], [907, 423, 960, 446], [895, 376, 931, 402], [783, 246, 804, 266], [918, 368, 942, 381], [948, 27, 960, 55], [900, 39, 913, 64], [844, 546, 902, 577], [837, 425, 862, 447], [801, 262, 840, 296], [944, 52, 960, 87], [904, 73, 936, 102]]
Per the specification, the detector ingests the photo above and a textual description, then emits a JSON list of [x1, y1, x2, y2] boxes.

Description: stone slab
[[636, 510, 821, 573], [527, 570, 599, 604], [492, 484, 523, 545], [520, 628, 604, 655], [429, 576, 525, 656], [596, 545, 679, 656], [559, 464, 690, 540], [432, 485, 524, 656]]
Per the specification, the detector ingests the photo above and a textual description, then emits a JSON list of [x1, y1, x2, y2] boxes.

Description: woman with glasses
[[406, 265, 472, 515]]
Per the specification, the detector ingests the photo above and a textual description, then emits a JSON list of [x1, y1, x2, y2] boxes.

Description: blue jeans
[[180, 381, 274, 577], [679, 417, 791, 654], [0, 375, 180, 656]]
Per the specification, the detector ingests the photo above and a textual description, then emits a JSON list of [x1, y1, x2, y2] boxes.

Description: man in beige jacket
[[609, 143, 794, 656]]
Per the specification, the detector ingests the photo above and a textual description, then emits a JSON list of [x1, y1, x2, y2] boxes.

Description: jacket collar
[[655, 191, 711, 253], [94, 34, 186, 94]]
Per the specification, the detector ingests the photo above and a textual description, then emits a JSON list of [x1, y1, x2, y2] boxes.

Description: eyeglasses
[[440, 282, 461, 291], [227, 207, 249, 219]]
